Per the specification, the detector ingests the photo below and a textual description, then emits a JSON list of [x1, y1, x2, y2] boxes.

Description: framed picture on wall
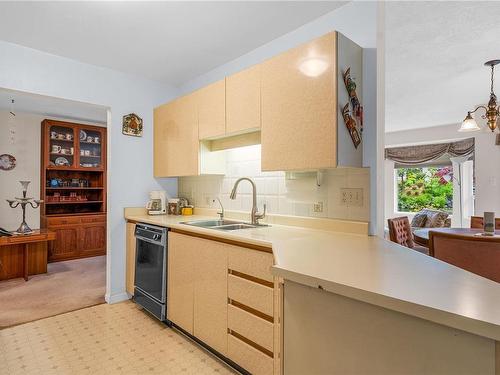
[[122, 113, 143, 137]]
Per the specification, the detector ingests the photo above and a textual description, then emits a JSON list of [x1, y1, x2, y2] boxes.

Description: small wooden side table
[[0, 229, 56, 281]]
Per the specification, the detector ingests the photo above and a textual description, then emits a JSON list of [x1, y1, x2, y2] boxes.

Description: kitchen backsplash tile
[[178, 144, 370, 222]]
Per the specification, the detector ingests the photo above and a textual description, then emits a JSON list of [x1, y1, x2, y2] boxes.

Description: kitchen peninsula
[[125, 208, 500, 375]]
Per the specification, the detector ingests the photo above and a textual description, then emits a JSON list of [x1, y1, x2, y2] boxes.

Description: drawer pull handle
[[229, 330, 274, 358], [229, 300, 274, 323], [229, 269, 274, 288]]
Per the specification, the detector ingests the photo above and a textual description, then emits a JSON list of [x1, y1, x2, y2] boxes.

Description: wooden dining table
[[413, 227, 500, 247]]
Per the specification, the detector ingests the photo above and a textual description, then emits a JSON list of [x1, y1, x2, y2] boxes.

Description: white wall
[[0, 40, 179, 303], [0, 111, 42, 230], [179, 145, 370, 222], [385, 124, 500, 221]]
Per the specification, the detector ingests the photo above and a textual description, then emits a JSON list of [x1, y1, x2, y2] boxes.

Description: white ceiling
[[0, 88, 108, 124], [0, 1, 346, 86], [386, 1, 500, 133]]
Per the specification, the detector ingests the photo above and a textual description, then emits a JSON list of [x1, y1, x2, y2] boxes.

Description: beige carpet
[[0, 255, 106, 328]]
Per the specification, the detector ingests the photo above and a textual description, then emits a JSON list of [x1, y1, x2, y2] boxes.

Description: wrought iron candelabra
[[6, 181, 43, 234]]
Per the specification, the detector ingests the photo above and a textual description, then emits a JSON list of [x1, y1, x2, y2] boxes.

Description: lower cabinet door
[[48, 225, 79, 261], [193, 237, 228, 356], [167, 232, 195, 334], [78, 223, 106, 255], [126, 222, 136, 295]]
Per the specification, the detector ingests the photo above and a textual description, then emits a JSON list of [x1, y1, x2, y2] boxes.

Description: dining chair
[[387, 217, 429, 255], [429, 231, 500, 283], [470, 216, 500, 230]]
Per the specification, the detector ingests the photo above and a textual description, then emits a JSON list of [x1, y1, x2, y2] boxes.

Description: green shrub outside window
[[396, 167, 453, 213]]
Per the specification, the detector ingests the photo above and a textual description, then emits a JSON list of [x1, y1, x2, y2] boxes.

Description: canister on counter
[[167, 198, 180, 215], [181, 205, 194, 216]]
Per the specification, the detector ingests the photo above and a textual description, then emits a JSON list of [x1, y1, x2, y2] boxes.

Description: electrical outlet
[[313, 201, 324, 213], [340, 188, 363, 207]]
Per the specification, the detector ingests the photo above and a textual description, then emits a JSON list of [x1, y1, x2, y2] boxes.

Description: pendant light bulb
[[459, 112, 481, 132]]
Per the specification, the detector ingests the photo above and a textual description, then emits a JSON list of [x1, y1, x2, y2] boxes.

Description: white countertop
[[125, 212, 500, 341]]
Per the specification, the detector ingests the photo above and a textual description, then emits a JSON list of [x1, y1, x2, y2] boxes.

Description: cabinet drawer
[[228, 245, 273, 282], [81, 215, 106, 223], [228, 304, 273, 353], [228, 274, 273, 317], [228, 333, 273, 375], [47, 217, 80, 226]]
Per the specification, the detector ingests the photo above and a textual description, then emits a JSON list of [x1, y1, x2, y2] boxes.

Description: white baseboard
[[105, 291, 131, 304]]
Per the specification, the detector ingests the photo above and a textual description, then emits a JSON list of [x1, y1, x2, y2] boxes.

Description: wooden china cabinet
[[40, 119, 107, 262]]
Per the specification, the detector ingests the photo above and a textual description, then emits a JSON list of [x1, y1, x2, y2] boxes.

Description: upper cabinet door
[[198, 79, 226, 140], [154, 94, 199, 177], [153, 102, 170, 177], [226, 65, 261, 135], [261, 32, 337, 171]]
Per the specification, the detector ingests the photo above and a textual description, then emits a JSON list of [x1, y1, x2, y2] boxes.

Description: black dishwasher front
[[134, 223, 168, 322]]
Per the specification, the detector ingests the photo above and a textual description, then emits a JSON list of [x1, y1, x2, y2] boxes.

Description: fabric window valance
[[385, 138, 475, 166]]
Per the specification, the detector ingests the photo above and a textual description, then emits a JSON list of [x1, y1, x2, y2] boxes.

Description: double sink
[[181, 219, 268, 231]]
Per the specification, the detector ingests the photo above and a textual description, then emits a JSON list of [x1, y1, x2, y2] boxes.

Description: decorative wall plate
[[0, 154, 16, 171], [122, 113, 143, 137], [55, 157, 70, 166]]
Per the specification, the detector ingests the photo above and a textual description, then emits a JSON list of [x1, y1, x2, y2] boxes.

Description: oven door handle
[[135, 236, 164, 246]]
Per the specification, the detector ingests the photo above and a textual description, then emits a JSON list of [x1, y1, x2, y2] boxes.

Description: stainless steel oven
[[134, 223, 168, 321]]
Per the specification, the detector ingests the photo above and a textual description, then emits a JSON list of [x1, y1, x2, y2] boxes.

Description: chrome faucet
[[213, 197, 224, 220], [230, 177, 266, 225]]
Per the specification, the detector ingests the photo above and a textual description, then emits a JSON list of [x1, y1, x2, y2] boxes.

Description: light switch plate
[[340, 188, 363, 207]]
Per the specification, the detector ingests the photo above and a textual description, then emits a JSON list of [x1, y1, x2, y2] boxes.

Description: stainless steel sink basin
[[181, 219, 241, 228], [181, 219, 268, 231], [214, 223, 258, 231]]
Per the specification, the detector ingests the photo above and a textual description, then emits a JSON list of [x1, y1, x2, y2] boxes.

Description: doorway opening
[[0, 87, 110, 328]]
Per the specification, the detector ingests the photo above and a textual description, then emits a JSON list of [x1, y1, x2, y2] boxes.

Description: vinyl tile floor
[[0, 301, 236, 375]]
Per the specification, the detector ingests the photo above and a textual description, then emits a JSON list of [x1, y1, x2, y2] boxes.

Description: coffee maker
[[146, 191, 167, 215]]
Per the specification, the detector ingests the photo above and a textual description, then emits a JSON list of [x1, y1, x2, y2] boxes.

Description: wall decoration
[[0, 154, 16, 171], [122, 113, 143, 137], [342, 103, 361, 149], [343, 67, 363, 131]]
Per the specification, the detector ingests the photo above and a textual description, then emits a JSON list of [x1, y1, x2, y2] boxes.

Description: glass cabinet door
[[49, 125, 75, 167], [79, 128, 103, 169]]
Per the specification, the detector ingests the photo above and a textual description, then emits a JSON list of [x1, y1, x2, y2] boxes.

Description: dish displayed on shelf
[[54, 157, 70, 166], [80, 129, 87, 141]]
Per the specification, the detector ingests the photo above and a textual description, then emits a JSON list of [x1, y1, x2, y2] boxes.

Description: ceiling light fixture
[[298, 57, 329, 77], [460, 60, 500, 133]]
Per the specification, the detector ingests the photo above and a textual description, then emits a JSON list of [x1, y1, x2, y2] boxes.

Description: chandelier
[[459, 60, 500, 133]]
